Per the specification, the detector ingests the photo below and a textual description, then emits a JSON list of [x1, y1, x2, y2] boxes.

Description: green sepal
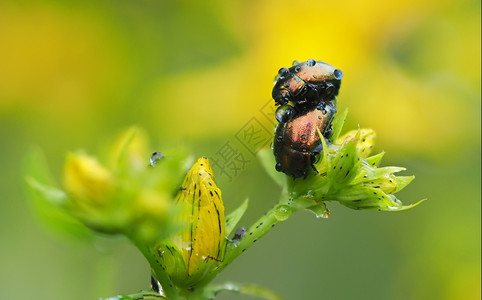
[[225, 199, 249, 237], [365, 151, 385, 167], [393, 175, 415, 193], [329, 108, 348, 142], [328, 133, 359, 185], [291, 124, 421, 212], [23, 148, 93, 240], [26, 177, 67, 206], [153, 242, 189, 287]]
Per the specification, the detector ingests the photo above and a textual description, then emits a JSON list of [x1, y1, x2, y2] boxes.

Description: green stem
[[223, 205, 281, 265], [132, 241, 181, 300], [196, 191, 296, 289], [129, 186, 319, 299]]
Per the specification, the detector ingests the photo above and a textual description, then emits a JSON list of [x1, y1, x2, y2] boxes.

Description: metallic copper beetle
[[272, 58, 343, 108], [272, 102, 336, 178]]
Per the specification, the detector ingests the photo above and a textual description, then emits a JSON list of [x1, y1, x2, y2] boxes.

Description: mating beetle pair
[[271, 59, 343, 178]]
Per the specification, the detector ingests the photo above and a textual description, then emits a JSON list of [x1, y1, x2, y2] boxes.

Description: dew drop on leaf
[[150, 152, 164, 166], [274, 205, 292, 221]]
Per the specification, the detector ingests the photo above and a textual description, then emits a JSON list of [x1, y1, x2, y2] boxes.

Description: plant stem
[[196, 191, 295, 289], [133, 241, 181, 300]]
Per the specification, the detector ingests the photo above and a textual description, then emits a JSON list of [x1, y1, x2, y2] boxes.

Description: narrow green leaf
[[23, 148, 93, 240], [225, 199, 249, 237], [23, 146, 58, 187], [204, 282, 283, 300], [100, 290, 168, 300], [26, 177, 67, 206], [329, 108, 348, 142]]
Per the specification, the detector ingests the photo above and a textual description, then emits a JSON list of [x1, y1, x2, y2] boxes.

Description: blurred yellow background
[[0, 0, 480, 299]]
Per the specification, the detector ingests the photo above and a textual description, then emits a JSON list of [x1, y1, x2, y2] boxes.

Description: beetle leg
[[310, 162, 319, 175]]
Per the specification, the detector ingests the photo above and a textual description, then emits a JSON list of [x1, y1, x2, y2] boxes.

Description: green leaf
[[100, 290, 168, 300], [23, 146, 58, 187], [23, 148, 93, 240], [204, 282, 283, 300], [26, 177, 67, 206], [225, 199, 249, 237], [329, 108, 348, 142]]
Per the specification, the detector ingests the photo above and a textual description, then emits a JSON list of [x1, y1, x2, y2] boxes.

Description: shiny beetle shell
[[273, 104, 336, 178], [272, 59, 343, 107]]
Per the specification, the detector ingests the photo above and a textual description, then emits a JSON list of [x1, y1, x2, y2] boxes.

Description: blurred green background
[[1, 0, 480, 299]]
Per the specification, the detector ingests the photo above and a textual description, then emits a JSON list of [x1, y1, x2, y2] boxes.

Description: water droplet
[[334, 69, 343, 80], [315, 212, 330, 219], [301, 134, 308, 142], [309, 202, 330, 218], [274, 205, 292, 221], [151, 275, 162, 294], [275, 162, 283, 172], [275, 105, 294, 123], [307, 58, 316, 67], [278, 67, 290, 79], [292, 60, 301, 66], [294, 65, 301, 72], [150, 152, 164, 166]]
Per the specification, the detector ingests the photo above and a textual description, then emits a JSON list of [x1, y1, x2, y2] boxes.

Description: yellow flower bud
[[63, 153, 113, 207], [337, 128, 376, 158], [109, 126, 149, 173], [171, 157, 226, 277], [136, 189, 171, 217]]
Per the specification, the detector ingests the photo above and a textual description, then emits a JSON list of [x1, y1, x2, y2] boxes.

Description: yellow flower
[[336, 128, 376, 158], [63, 152, 113, 207]]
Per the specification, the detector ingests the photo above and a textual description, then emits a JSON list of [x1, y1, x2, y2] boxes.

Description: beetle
[[272, 102, 336, 178], [272, 59, 343, 109]]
